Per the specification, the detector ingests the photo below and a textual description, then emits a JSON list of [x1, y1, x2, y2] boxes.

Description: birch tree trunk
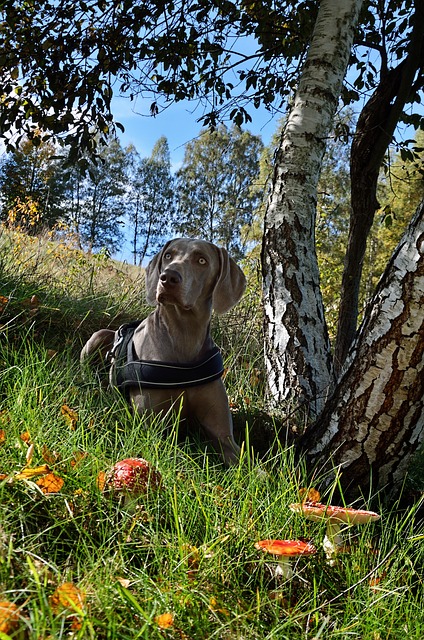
[[299, 199, 424, 499], [261, 0, 363, 416]]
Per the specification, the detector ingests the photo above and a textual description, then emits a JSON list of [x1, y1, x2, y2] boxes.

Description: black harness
[[108, 321, 224, 392]]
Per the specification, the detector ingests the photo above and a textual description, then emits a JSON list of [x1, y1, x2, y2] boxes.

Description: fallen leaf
[[369, 572, 387, 592], [70, 450, 88, 467], [155, 612, 174, 629], [0, 600, 19, 634], [42, 445, 61, 465], [209, 597, 230, 616], [60, 404, 78, 430], [50, 583, 85, 613], [36, 473, 64, 494], [14, 464, 50, 480], [0, 429, 5, 445], [26, 443, 35, 464], [20, 431, 32, 443], [116, 577, 131, 588], [96, 471, 107, 491], [299, 487, 321, 503]]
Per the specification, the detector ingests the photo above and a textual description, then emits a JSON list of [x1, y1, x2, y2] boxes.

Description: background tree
[[0, 136, 67, 232], [64, 137, 131, 253], [175, 125, 263, 259], [129, 137, 175, 264], [334, 0, 424, 371]]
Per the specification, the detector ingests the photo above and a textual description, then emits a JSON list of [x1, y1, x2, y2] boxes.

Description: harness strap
[[109, 322, 224, 391]]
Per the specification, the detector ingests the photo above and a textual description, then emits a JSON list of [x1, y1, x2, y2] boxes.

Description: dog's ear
[[212, 247, 247, 314], [144, 240, 173, 305]]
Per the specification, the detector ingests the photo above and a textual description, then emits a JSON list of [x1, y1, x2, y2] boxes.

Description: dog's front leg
[[187, 380, 241, 466]]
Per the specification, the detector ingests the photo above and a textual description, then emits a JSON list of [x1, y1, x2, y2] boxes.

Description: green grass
[[0, 226, 423, 638]]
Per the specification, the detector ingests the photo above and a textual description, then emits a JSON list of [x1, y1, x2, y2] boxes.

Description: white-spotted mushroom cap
[[289, 502, 380, 525]]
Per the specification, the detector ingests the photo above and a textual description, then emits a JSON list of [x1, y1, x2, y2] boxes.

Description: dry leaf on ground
[[155, 612, 174, 629], [50, 583, 85, 613], [0, 600, 19, 634], [36, 472, 64, 494]]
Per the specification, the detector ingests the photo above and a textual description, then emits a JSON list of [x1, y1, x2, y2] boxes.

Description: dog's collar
[[109, 321, 224, 390]]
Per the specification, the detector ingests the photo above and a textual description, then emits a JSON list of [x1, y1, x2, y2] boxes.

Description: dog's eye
[[198, 257, 207, 265], [164, 253, 172, 260]]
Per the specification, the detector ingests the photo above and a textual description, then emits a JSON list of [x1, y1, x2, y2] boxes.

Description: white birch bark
[[301, 199, 424, 497], [262, 0, 363, 415]]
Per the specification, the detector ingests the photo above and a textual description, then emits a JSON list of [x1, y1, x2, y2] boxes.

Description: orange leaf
[[20, 431, 31, 443], [96, 471, 107, 491], [0, 429, 5, 445], [36, 472, 64, 494], [0, 600, 19, 634], [60, 404, 78, 430], [50, 583, 85, 613], [299, 487, 321, 503], [155, 612, 174, 629]]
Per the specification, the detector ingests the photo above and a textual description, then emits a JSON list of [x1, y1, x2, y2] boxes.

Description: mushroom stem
[[323, 521, 343, 563], [274, 557, 293, 580]]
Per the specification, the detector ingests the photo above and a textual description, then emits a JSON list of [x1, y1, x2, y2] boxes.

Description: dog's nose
[[159, 269, 182, 287]]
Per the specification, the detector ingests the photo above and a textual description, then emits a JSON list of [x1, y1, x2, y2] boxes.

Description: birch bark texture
[[300, 200, 424, 498], [261, 0, 363, 415]]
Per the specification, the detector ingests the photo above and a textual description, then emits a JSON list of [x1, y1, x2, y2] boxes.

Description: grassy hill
[[0, 225, 423, 638]]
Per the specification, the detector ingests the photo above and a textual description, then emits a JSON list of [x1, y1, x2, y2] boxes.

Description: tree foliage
[[0, 137, 68, 232], [0, 0, 318, 162], [175, 125, 263, 259], [129, 136, 175, 264], [63, 137, 131, 252]]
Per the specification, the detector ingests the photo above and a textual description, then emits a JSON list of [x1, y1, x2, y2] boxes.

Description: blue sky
[[111, 94, 280, 172], [111, 94, 282, 263]]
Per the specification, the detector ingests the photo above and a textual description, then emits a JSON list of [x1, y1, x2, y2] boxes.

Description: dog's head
[[145, 238, 246, 314]]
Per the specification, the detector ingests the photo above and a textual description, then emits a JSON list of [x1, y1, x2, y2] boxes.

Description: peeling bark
[[261, 0, 363, 415], [300, 200, 424, 499]]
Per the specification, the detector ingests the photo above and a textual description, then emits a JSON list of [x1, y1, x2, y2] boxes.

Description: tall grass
[[0, 226, 423, 638]]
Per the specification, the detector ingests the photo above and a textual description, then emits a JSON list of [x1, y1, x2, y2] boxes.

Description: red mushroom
[[106, 458, 162, 497], [290, 502, 380, 561], [255, 539, 317, 578]]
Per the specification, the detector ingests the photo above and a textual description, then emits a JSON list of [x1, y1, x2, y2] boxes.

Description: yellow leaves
[[61, 404, 78, 430], [14, 464, 51, 480], [11, 462, 64, 494], [0, 600, 19, 634], [7, 195, 42, 229]]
